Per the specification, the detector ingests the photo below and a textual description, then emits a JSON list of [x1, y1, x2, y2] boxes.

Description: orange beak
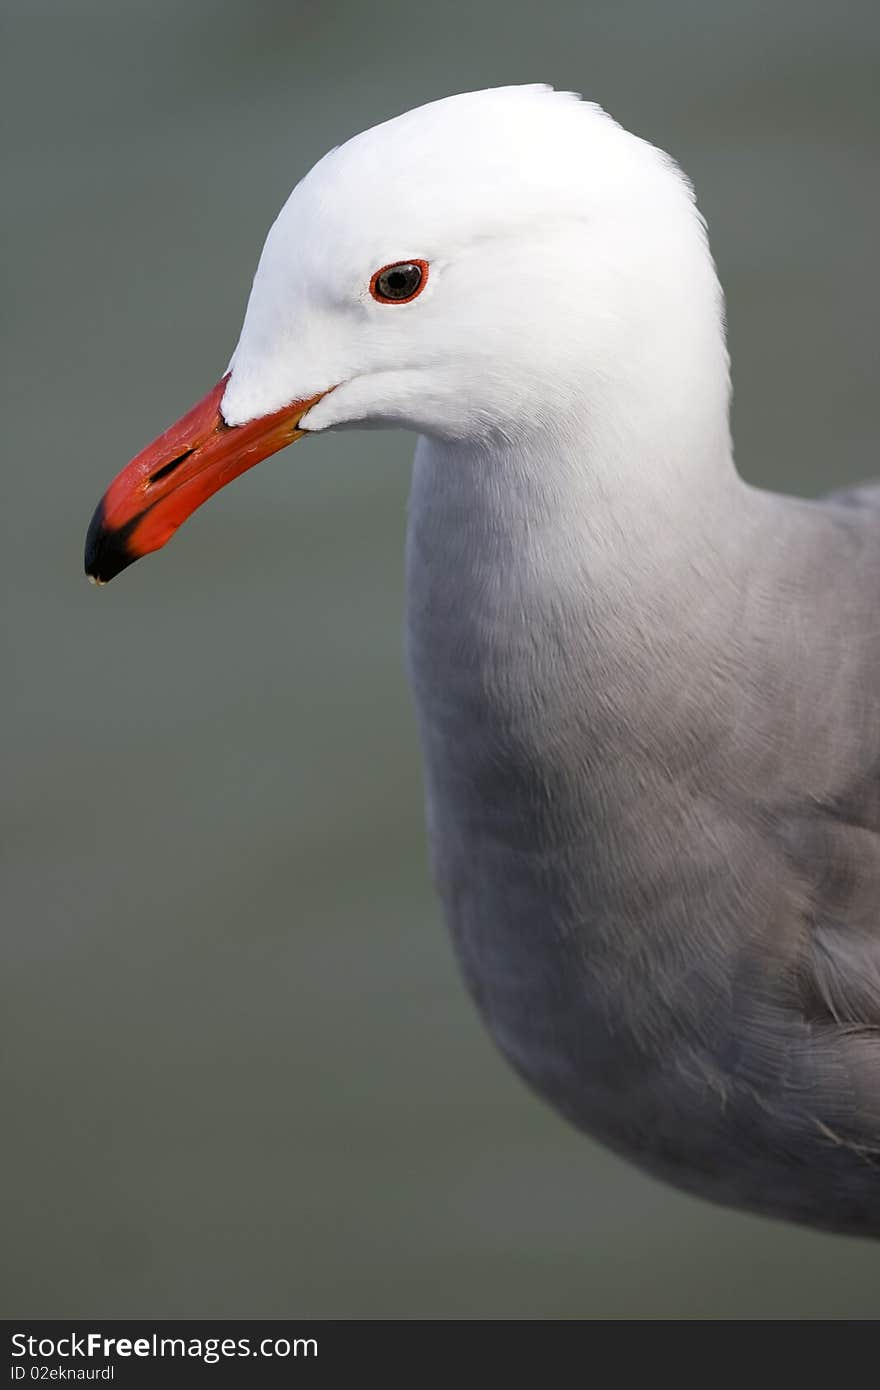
[[84, 375, 325, 584]]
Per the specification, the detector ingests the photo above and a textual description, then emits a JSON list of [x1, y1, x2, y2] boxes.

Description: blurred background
[[3, 0, 880, 1319]]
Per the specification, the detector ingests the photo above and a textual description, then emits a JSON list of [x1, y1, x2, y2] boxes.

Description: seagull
[[85, 85, 880, 1238]]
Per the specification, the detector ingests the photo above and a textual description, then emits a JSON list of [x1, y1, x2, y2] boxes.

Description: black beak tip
[[84, 499, 137, 585]]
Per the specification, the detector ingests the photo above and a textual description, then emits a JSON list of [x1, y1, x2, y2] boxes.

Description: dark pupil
[[380, 264, 420, 299]]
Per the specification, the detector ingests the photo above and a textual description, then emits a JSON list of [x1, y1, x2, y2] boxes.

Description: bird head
[[85, 84, 722, 583]]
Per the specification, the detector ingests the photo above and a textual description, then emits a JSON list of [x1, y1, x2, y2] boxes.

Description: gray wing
[[788, 479, 880, 1032], [790, 806, 880, 1028]]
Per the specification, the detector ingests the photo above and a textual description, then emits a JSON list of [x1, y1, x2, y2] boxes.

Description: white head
[[86, 86, 734, 586], [222, 85, 730, 458]]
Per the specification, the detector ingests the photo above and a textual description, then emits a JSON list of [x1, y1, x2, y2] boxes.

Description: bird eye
[[370, 260, 429, 304]]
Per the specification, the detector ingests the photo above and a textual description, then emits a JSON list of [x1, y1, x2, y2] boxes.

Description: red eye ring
[[369, 259, 429, 304]]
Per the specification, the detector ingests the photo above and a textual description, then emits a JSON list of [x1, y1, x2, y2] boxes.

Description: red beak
[[84, 376, 324, 584]]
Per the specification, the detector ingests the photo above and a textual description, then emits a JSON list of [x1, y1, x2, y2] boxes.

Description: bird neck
[[407, 367, 745, 626], [407, 231, 741, 601], [405, 385, 756, 818]]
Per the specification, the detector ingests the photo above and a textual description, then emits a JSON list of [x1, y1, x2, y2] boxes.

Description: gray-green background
[[4, 0, 880, 1318]]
